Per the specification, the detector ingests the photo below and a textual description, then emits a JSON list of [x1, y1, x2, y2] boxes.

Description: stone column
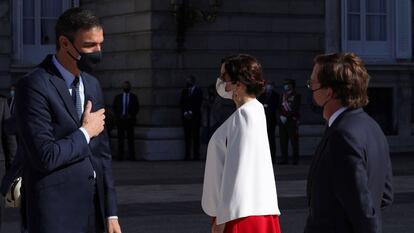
[[325, 0, 341, 53]]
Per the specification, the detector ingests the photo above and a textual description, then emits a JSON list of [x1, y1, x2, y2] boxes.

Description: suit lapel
[[82, 72, 92, 110], [41, 55, 79, 124], [49, 77, 79, 124], [307, 125, 331, 204]]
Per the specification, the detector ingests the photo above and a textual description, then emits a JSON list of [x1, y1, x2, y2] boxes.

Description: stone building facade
[[1, 0, 414, 159]]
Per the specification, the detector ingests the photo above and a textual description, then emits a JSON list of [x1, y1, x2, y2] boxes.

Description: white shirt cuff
[[107, 216, 118, 220], [79, 127, 90, 144]]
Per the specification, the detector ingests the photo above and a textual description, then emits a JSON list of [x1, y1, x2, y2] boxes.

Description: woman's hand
[[211, 222, 226, 233]]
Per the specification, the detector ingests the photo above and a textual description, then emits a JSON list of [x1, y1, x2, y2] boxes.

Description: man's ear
[[327, 87, 336, 98], [59, 36, 70, 50]]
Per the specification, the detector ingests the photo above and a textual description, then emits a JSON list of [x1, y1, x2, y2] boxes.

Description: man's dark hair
[[314, 53, 370, 109], [55, 7, 102, 50]]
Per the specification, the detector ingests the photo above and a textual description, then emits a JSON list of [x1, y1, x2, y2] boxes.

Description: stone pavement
[[2, 153, 414, 233]]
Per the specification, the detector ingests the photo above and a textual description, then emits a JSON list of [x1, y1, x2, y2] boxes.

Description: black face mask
[[308, 92, 323, 114], [67, 41, 102, 72], [123, 87, 131, 93]]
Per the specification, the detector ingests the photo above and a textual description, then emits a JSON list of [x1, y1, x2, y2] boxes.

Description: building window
[[12, 0, 79, 65], [341, 0, 412, 62]]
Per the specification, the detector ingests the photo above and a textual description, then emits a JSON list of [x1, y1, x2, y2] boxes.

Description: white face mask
[[216, 78, 233, 99]]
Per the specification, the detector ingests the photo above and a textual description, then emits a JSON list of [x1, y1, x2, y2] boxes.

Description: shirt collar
[[328, 107, 347, 127], [52, 55, 79, 88]]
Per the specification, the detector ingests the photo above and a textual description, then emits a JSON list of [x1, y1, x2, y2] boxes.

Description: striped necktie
[[72, 76, 83, 120]]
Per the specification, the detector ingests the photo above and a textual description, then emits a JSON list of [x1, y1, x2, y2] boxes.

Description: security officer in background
[[258, 82, 279, 163], [278, 79, 301, 165]]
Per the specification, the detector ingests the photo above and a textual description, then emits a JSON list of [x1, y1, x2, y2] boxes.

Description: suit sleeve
[[98, 130, 118, 217], [381, 154, 393, 208], [96, 84, 118, 217], [330, 130, 378, 233], [15, 79, 90, 173]]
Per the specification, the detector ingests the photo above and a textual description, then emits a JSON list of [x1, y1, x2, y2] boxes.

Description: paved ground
[[2, 153, 414, 233]]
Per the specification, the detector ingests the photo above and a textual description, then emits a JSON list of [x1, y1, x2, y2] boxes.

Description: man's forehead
[[74, 27, 103, 40]]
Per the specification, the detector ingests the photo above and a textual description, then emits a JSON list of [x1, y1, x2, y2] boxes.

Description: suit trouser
[[117, 119, 135, 160], [183, 118, 201, 160], [279, 118, 299, 163]]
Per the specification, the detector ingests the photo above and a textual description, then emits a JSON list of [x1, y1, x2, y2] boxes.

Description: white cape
[[202, 99, 280, 224]]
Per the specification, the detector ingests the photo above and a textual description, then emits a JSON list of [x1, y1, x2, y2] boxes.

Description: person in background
[[258, 82, 279, 163], [278, 78, 301, 165], [0, 97, 17, 231], [113, 80, 140, 161], [202, 85, 219, 145], [202, 84, 234, 141], [202, 54, 281, 233], [1, 84, 26, 233], [305, 52, 393, 233], [180, 75, 203, 161]]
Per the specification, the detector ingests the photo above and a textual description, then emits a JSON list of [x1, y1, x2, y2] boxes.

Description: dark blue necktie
[[72, 76, 82, 120]]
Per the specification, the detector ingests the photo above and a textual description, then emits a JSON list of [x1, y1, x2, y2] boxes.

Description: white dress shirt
[[202, 99, 281, 225], [328, 107, 348, 127], [122, 92, 130, 116]]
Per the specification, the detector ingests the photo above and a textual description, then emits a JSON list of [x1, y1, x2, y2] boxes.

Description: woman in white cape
[[202, 54, 282, 233]]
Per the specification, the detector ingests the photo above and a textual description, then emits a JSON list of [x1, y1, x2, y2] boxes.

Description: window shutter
[[395, 0, 412, 59]]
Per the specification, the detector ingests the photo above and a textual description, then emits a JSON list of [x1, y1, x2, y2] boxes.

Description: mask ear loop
[[321, 88, 334, 107], [65, 37, 81, 61]]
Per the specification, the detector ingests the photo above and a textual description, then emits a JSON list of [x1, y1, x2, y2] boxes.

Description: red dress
[[213, 215, 281, 233]]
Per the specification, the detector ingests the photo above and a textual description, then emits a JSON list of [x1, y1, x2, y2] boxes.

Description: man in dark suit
[[278, 78, 301, 165], [0, 97, 17, 231], [305, 53, 393, 233], [180, 75, 203, 160], [113, 81, 139, 160], [15, 8, 121, 233], [258, 82, 279, 163]]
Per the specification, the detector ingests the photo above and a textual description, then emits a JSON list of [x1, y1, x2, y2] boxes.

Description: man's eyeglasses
[[306, 80, 323, 92]]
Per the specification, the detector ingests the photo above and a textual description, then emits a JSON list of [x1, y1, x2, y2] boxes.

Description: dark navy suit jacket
[[15, 55, 117, 233], [305, 108, 393, 233], [113, 92, 140, 123]]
